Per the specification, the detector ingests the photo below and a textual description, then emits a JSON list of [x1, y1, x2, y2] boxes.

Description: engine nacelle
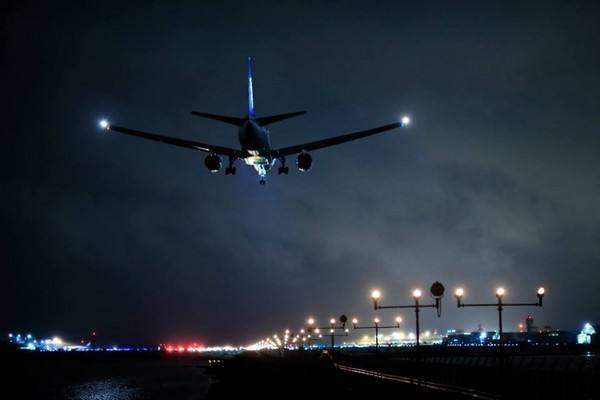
[[204, 153, 222, 172], [296, 152, 312, 172]]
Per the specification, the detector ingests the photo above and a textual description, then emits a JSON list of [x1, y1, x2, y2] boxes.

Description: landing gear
[[278, 157, 288, 175], [259, 179, 266, 185], [225, 166, 236, 175], [225, 156, 237, 175]]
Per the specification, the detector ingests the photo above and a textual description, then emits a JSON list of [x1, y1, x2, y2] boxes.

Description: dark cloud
[[1, 0, 600, 345]]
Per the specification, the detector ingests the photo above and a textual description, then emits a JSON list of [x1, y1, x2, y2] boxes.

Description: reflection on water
[[66, 379, 144, 400]]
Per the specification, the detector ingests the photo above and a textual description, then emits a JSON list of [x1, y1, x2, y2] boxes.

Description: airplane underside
[[240, 150, 278, 183], [243, 155, 273, 178]]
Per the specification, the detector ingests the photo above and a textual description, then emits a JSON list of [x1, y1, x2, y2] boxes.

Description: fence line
[[335, 362, 501, 400]]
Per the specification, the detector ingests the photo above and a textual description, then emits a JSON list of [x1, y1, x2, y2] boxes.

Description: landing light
[[401, 116, 411, 126], [99, 119, 109, 129], [371, 289, 382, 300]]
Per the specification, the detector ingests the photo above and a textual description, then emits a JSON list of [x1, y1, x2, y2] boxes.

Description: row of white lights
[[371, 287, 545, 300]]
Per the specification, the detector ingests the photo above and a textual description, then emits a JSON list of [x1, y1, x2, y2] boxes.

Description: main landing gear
[[278, 157, 288, 175], [225, 156, 236, 175]]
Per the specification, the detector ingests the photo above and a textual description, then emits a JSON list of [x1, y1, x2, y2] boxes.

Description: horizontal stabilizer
[[256, 111, 307, 126], [191, 111, 246, 126]]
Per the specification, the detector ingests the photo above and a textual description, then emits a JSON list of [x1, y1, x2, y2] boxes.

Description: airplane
[[98, 58, 410, 184]]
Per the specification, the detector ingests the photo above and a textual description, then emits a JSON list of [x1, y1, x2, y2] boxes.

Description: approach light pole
[[454, 286, 545, 346], [306, 315, 349, 351], [352, 316, 402, 352], [370, 282, 445, 349], [291, 328, 321, 350]]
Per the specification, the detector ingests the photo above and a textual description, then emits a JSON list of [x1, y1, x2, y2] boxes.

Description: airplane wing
[[272, 122, 402, 157], [106, 125, 240, 157]]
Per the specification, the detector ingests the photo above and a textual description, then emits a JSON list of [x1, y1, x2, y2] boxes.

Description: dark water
[[3, 352, 212, 400], [64, 379, 144, 400]]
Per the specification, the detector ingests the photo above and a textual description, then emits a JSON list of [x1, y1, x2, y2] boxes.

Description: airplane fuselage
[[239, 119, 274, 177]]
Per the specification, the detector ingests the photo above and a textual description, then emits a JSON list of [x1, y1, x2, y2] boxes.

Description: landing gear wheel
[[225, 156, 237, 175], [259, 179, 266, 185], [278, 166, 289, 175]]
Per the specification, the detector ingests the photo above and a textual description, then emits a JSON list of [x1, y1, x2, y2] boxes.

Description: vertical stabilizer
[[247, 57, 255, 119]]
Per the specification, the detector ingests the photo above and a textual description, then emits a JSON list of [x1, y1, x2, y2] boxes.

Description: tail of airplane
[[191, 57, 306, 126], [247, 57, 255, 119]]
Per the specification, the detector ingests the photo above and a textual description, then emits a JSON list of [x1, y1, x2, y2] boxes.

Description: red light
[[163, 341, 205, 353]]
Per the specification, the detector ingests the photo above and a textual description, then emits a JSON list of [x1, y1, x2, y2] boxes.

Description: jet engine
[[296, 152, 312, 172], [204, 153, 222, 172]]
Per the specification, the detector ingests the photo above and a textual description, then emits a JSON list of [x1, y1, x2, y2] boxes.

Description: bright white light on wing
[[401, 116, 411, 126], [99, 119, 109, 129]]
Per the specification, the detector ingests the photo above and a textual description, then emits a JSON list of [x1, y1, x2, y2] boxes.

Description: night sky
[[2, 1, 600, 346]]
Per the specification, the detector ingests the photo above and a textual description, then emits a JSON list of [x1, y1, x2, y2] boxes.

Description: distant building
[[443, 330, 577, 346], [526, 315, 535, 333], [444, 331, 494, 346], [577, 323, 596, 345]]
